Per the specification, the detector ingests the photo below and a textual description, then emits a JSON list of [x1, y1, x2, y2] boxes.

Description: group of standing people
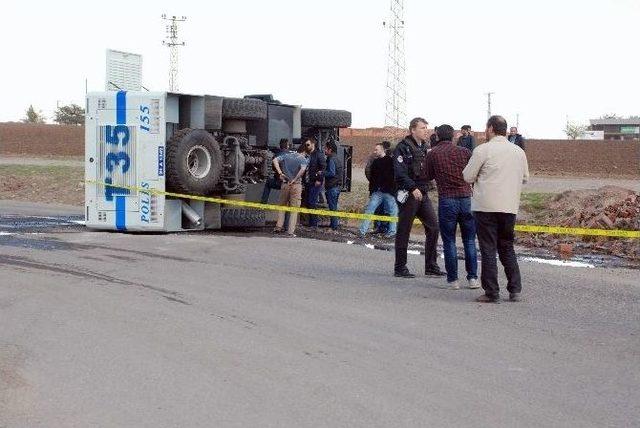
[[266, 137, 343, 237], [388, 115, 529, 303], [265, 115, 529, 303]]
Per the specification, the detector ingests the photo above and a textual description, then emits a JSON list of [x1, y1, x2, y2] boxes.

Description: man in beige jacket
[[463, 115, 529, 303]]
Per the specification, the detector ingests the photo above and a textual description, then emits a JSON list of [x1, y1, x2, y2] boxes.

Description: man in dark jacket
[[508, 127, 525, 150], [358, 142, 397, 238], [393, 117, 445, 278], [323, 140, 343, 230], [304, 137, 326, 227], [457, 125, 476, 152], [364, 141, 392, 234]]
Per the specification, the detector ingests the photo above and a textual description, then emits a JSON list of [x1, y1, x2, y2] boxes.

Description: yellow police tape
[[513, 224, 639, 238], [87, 181, 640, 239]]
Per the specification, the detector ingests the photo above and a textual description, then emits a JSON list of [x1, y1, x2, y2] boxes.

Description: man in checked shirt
[[425, 124, 480, 290]]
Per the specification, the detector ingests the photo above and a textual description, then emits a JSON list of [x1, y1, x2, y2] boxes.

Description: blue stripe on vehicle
[[115, 195, 126, 231], [116, 91, 127, 124], [115, 91, 127, 230]]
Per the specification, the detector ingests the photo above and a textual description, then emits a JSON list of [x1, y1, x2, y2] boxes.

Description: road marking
[[521, 257, 595, 269]]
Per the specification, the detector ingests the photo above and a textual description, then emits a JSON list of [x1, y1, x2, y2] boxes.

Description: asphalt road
[[1, 204, 639, 427]]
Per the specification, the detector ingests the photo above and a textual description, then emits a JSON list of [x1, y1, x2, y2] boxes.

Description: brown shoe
[[475, 294, 500, 304]]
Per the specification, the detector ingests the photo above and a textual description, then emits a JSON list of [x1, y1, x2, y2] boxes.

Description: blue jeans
[[325, 186, 341, 230], [307, 183, 323, 227], [374, 204, 389, 233], [438, 197, 478, 283], [359, 191, 398, 235]]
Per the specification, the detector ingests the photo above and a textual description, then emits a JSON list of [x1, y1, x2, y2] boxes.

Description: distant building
[[580, 130, 604, 140], [589, 118, 640, 141]]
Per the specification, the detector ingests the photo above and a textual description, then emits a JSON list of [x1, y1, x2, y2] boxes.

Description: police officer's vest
[[406, 140, 428, 181]]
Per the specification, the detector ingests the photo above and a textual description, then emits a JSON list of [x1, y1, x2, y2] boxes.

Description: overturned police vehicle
[[85, 91, 352, 232]]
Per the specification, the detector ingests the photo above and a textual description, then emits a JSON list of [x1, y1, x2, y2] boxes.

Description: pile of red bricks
[[518, 187, 640, 261], [559, 192, 639, 231]]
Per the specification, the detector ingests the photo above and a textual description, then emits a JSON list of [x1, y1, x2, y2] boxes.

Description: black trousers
[[394, 193, 440, 272], [474, 211, 522, 297]]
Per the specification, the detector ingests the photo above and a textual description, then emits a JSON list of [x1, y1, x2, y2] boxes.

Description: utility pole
[[485, 92, 494, 119], [516, 113, 520, 129], [383, 0, 407, 139], [162, 14, 187, 92]]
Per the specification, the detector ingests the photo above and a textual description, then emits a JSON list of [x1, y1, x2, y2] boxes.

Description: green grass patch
[[520, 192, 554, 212], [0, 164, 83, 179]]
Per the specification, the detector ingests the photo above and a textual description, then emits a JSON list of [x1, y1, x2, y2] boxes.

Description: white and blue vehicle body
[[85, 91, 353, 232]]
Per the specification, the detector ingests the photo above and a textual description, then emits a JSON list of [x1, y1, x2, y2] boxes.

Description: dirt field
[[0, 165, 84, 206], [341, 130, 640, 178], [523, 139, 640, 178], [0, 122, 84, 157], [2, 123, 638, 178]]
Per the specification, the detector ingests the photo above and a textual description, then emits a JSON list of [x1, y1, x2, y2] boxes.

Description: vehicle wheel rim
[[186, 145, 212, 179]]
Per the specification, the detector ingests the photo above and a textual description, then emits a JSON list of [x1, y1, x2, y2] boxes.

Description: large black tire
[[166, 128, 222, 195], [221, 208, 266, 228], [222, 97, 267, 121], [301, 109, 352, 128]]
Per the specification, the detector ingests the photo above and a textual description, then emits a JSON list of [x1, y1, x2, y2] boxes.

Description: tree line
[[21, 104, 85, 126]]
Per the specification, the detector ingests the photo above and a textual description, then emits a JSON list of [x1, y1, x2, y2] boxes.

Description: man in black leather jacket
[[508, 127, 526, 150], [393, 117, 445, 278]]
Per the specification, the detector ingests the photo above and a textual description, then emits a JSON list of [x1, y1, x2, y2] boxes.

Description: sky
[[2, 0, 639, 138]]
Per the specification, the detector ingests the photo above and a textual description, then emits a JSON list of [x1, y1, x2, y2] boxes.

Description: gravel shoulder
[[0, 155, 83, 167]]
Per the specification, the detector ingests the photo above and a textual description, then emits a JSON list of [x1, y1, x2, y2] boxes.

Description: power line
[[162, 14, 187, 92], [383, 0, 407, 138]]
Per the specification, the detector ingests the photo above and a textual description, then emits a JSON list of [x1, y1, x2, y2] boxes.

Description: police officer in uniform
[[393, 117, 445, 278]]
